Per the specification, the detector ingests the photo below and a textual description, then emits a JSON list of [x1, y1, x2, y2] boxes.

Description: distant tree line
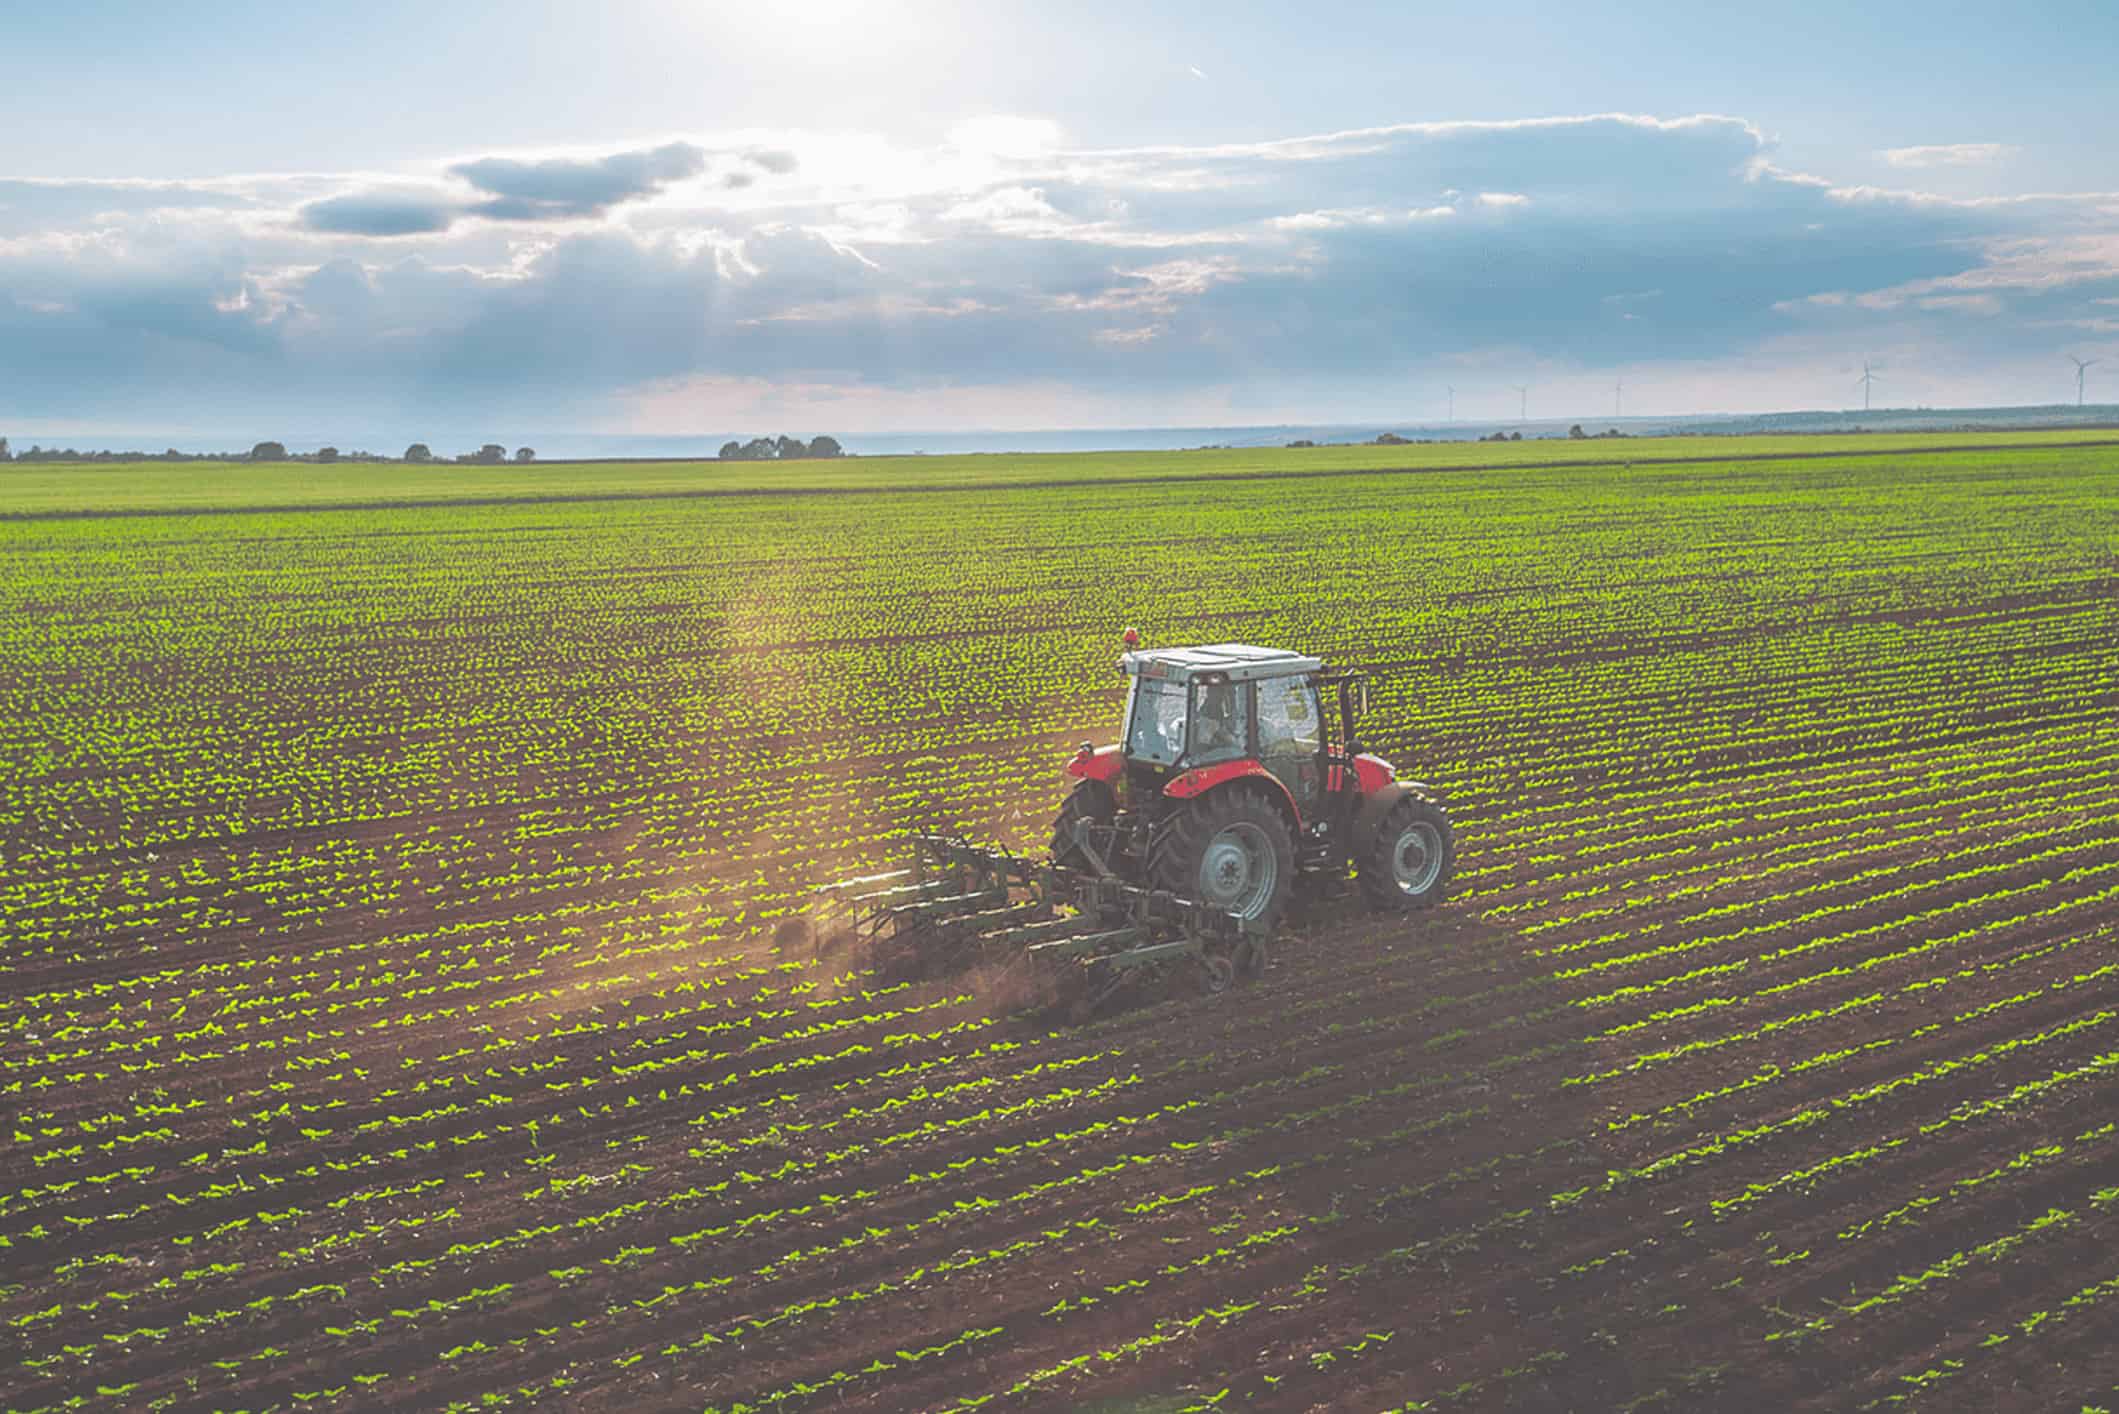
[[4, 436, 858, 465], [412, 444, 536, 464], [0, 438, 537, 464], [717, 434, 843, 461]]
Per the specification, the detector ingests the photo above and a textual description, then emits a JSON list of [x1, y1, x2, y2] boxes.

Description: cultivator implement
[[815, 835, 1263, 1014]]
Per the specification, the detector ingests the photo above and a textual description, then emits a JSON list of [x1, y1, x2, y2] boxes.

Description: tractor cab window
[[1257, 674, 1325, 815], [1257, 676, 1323, 759], [1126, 677, 1189, 764], [1188, 680, 1248, 765]]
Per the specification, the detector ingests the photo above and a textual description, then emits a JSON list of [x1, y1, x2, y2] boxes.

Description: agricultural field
[[2, 439, 2117, 1412]]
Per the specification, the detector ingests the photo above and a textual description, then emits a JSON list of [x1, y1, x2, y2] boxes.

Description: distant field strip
[[2, 429, 2116, 515]]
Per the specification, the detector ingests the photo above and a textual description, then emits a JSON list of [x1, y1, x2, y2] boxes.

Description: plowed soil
[[5, 446, 2118, 1413]]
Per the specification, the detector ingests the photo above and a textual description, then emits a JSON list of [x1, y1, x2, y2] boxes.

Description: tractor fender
[[1164, 758, 1302, 829], [1351, 752, 1397, 792], [1066, 744, 1124, 784], [1353, 780, 1443, 854], [1353, 783, 1410, 854]]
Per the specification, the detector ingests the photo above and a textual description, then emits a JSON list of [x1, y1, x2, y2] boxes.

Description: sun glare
[[686, 0, 889, 60], [946, 114, 1065, 158]]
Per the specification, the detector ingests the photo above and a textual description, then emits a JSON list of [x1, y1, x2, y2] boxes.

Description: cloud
[[1880, 143, 2018, 168], [1268, 205, 1455, 231], [0, 177, 276, 238], [1916, 293, 2004, 314], [3, 113, 2116, 434], [290, 141, 798, 237], [450, 141, 709, 220], [300, 187, 463, 237], [942, 185, 1073, 235]]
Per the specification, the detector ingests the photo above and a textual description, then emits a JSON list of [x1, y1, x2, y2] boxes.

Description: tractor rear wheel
[[1359, 794, 1455, 910], [1050, 781, 1117, 873], [1153, 786, 1295, 930]]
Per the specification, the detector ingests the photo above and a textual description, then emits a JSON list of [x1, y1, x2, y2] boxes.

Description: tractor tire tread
[[1150, 785, 1296, 933]]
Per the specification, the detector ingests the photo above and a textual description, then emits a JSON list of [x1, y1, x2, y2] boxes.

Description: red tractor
[[1051, 639, 1454, 932], [820, 636, 1454, 1004]]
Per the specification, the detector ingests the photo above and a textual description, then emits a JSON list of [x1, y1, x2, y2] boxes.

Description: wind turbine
[[1614, 380, 1623, 418], [1856, 361, 1878, 412], [1446, 385, 1454, 422], [1514, 384, 1528, 421], [2070, 354, 2101, 407]]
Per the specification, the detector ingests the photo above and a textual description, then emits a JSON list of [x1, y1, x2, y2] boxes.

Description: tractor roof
[[1120, 643, 1324, 684]]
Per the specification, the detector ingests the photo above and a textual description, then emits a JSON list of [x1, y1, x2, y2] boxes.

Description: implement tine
[[846, 879, 950, 906], [815, 828, 1251, 1005], [814, 867, 914, 894]]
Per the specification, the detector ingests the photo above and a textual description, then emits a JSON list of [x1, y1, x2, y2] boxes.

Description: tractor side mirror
[[1356, 678, 1370, 720]]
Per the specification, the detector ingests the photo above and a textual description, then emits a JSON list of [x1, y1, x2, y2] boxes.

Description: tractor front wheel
[[1153, 786, 1295, 931], [1359, 794, 1455, 910]]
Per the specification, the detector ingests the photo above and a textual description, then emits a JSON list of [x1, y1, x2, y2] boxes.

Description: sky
[[3, 0, 2117, 445]]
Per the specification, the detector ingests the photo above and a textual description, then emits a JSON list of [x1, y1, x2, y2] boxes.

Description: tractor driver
[[1192, 681, 1243, 758]]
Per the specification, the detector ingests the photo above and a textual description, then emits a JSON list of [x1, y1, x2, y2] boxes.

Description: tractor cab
[[1121, 643, 1320, 757], [1108, 643, 1380, 824]]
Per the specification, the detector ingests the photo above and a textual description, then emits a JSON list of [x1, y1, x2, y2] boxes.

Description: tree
[[404, 443, 433, 463], [315, 446, 340, 462], [743, 436, 778, 460], [718, 441, 743, 460], [1509, 431, 1522, 441], [250, 441, 288, 461], [775, 434, 808, 459], [1373, 431, 1408, 445], [1567, 424, 1586, 440], [514, 447, 535, 463], [807, 434, 843, 458], [0, 437, 11, 461], [479, 443, 506, 464]]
